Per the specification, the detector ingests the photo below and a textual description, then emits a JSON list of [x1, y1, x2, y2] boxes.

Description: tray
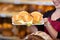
[[12, 20, 44, 25]]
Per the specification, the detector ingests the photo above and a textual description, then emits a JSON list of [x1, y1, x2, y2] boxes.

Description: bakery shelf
[[0, 35, 21, 40], [0, 2, 54, 5], [0, 0, 54, 5], [0, 12, 17, 17]]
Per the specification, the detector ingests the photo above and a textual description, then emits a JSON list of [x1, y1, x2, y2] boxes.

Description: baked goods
[[26, 31, 53, 40], [3, 23, 12, 29], [2, 30, 13, 36], [31, 11, 43, 24], [12, 11, 43, 25], [18, 11, 32, 22], [0, 24, 2, 29], [12, 15, 22, 24], [27, 35, 44, 40], [12, 11, 33, 25], [45, 6, 55, 12], [0, 3, 28, 12], [18, 30, 26, 39]]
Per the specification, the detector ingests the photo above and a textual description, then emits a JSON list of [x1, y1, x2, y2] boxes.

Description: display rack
[[0, 0, 54, 5], [0, 12, 18, 17], [0, 0, 54, 17], [0, 35, 20, 40]]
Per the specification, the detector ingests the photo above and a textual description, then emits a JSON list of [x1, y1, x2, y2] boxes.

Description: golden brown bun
[[3, 23, 12, 29], [12, 15, 22, 24], [7, 23, 12, 29], [45, 6, 55, 12], [0, 3, 28, 12], [18, 30, 26, 39], [18, 11, 33, 22], [0, 24, 2, 29], [12, 11, 33, 24], [18, 11, 30, 22], [31, 11, 43, 24], [2, 30, 13, 36], [12, 11, 43, 25]]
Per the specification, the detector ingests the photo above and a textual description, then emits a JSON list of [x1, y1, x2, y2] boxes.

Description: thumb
[[44, 18, 48, 22]]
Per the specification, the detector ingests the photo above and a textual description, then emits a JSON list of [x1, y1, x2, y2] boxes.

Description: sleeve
[[57, 32, 60, 38], [43, 9, 56, 18], [43, 11, 53, 18]]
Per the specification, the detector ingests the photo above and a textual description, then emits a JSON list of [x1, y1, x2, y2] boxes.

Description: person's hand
[[44, 18, 48, 23], [44, 18, 51, 27]]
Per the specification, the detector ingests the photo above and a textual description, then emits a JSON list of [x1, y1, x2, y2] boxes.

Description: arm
[[44, 18, 58, 39]]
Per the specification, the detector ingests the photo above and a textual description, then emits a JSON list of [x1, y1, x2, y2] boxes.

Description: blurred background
[[0, 0, 55, 40]]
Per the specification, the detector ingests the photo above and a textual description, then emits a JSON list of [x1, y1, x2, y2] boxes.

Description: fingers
[[44, 18, 48, 23], [43, 18, 51, 27]]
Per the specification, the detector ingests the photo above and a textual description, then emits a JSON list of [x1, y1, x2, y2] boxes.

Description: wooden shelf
[[0, 12, 17, 17], [0, 0, 54, 5], [0, 35, 20, 40]]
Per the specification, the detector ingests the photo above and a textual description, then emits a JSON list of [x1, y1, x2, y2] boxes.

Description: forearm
[[45, 23, 58, 39]]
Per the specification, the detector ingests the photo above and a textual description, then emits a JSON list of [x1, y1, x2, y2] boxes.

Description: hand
[[44, 18, 48, 23], [44, 18, 51, 27]]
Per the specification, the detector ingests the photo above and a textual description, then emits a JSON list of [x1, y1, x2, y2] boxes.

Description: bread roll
[[12, 11, 33, 25], [18, 11, 31, 22], [31, 11, 43, 24], [3, 23, 12, 29], [26, 31, 53, 40], [2, 30, 13, 36], [0, 24, 2, 29]]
